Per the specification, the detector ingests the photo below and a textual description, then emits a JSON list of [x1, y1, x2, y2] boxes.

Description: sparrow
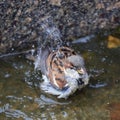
[[27, 46, 89, 99]]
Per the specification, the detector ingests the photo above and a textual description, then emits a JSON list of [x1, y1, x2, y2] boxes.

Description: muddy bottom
[[0, 35, 120, 120]]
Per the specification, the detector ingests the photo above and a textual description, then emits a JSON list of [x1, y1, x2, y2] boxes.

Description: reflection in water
[[89, 82, 107, 88], [35, 94, 71, 105], [0, 104, 32, 120], [107, 102, 120, 120], [0, 35, 120, 119]]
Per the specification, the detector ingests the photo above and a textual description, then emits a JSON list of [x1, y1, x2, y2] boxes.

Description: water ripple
[[0, 103, 32, 120]]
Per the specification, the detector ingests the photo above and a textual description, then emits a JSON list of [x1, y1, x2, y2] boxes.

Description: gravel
[[0, 0, 120, 53]]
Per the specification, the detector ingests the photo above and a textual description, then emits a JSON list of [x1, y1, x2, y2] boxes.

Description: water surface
[[0, 35, 120, 120]]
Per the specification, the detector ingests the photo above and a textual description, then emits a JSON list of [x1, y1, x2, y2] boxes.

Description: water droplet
[[4, 73, 11, 78], [61, 111, 68, 118]]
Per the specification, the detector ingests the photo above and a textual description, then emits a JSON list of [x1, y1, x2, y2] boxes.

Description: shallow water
[[0, 35, 120, 120]]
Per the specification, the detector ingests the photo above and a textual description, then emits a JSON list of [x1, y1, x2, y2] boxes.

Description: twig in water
[[0, 49, 35, 58]]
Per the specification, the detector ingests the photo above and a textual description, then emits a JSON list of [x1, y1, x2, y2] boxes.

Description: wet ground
[[0, 35, 120, 120]]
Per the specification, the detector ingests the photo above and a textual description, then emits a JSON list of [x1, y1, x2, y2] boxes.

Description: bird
[[26, 46, 89, 99], [25, 16, 89, 99]]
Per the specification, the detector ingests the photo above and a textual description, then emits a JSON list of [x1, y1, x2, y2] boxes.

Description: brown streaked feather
[[46, 46, 77, 89]]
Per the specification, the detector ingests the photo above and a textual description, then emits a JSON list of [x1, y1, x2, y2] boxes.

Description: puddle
[[0, 35, 120, 120]]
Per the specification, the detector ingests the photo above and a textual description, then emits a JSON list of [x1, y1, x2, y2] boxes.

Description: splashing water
[[0, 104, 32, 119], [34, 48, 42, 70], [34, 16, 63, 70], [35, 94, 71, 105], [38, 16, 63, 50]]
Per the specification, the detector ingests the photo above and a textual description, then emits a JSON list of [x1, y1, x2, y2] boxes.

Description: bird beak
[[77, 68, 86, 74]]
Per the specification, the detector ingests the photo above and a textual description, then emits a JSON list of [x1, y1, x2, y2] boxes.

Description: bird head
[[64, 55, 89, 90]]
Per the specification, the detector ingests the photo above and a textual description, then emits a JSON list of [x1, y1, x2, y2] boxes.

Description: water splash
[[38, 16, 63, 49], [34, 16, 63, 70], [0, 104, 32, 120], [72, 34, 95, 44], [34, 48, 42, 70], [89, 82, 107, 88], [34, 94, 71, 106]]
